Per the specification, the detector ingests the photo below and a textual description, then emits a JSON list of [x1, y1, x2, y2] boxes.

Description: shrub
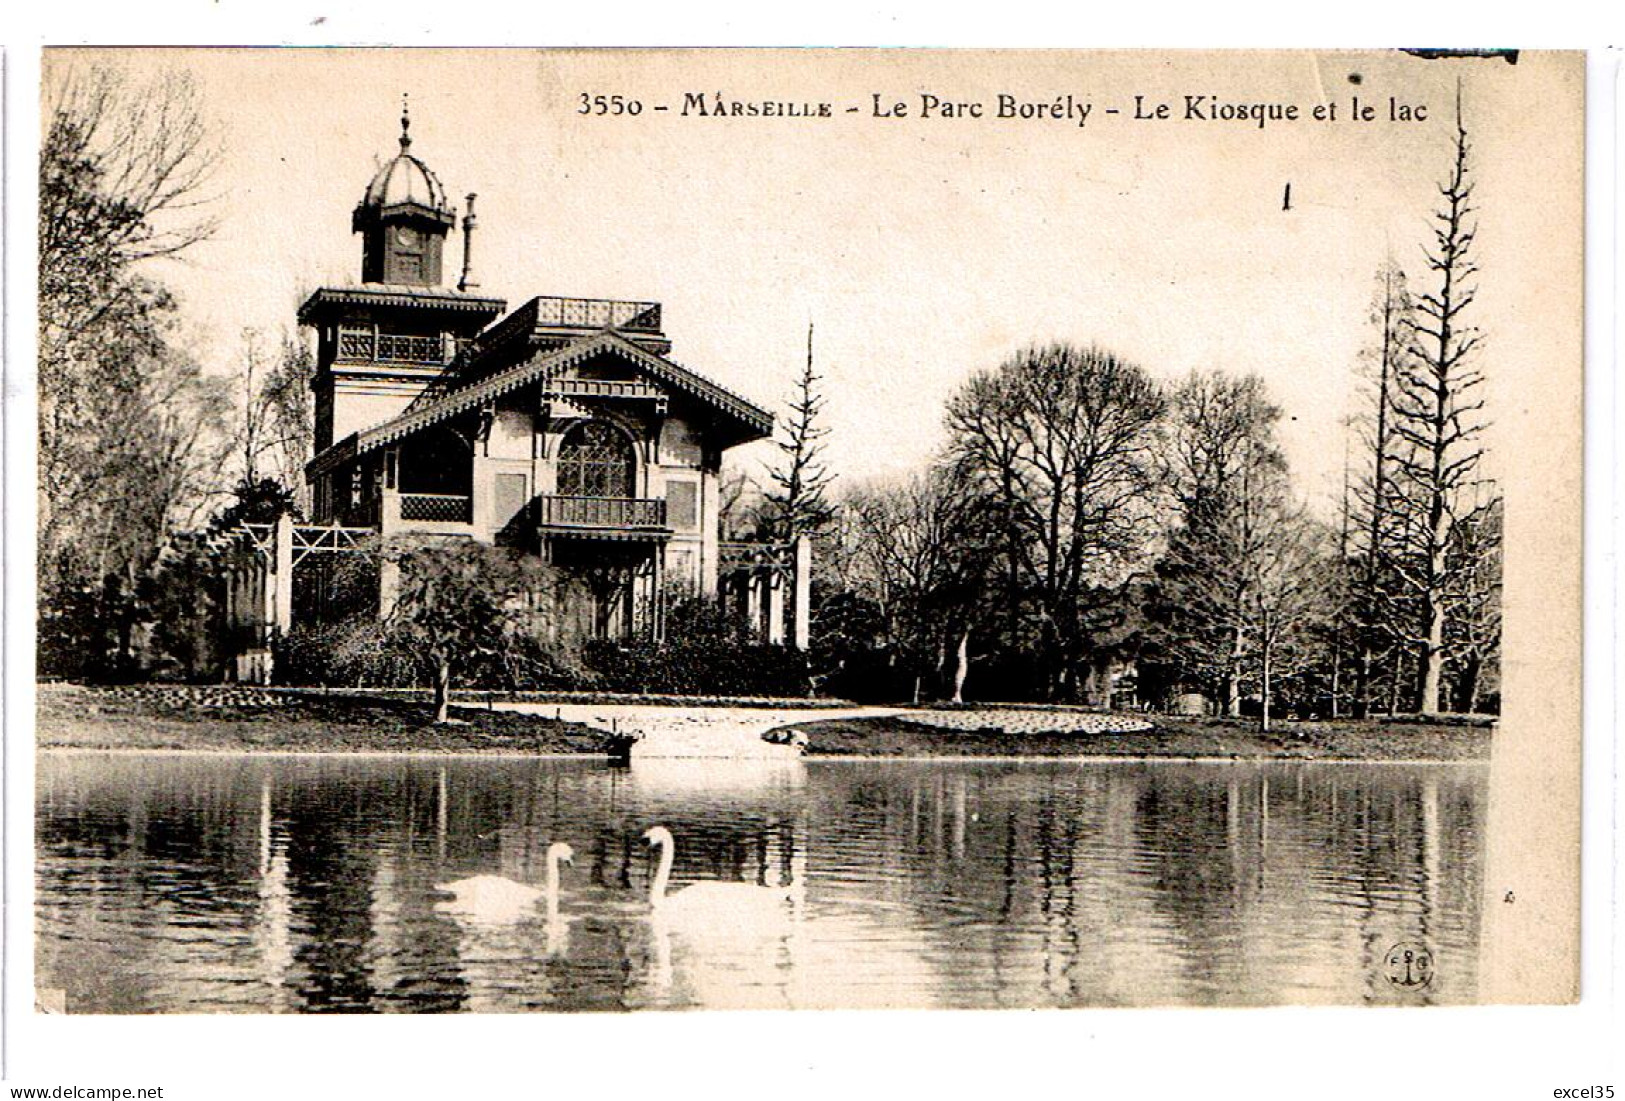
[[582, 639, 811, 697], [273, 621, 421, 688], [275, 621, 814, 699]]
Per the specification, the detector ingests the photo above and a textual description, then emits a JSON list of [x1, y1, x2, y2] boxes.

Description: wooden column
[[745, 569, 763, 642], [766, 568, 787, 645], [792, 536, 812, 651], [272, 515, 295, 636]]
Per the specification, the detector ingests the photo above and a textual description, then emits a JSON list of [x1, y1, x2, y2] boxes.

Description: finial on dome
[[399, 93, 412, 151]]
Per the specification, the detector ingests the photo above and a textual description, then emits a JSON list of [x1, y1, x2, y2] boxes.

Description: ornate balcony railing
[[337, 328, 450, 365], [400, 493, 472, 523], [538, 495, 667, 531], [530, 296, 662, 333]]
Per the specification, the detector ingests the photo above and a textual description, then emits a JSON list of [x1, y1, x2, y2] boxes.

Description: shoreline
[[35, 683, 1493, 764], [35, 744, 1492, 766]]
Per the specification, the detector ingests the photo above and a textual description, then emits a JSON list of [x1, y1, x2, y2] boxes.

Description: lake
[[35, 752, 1487, 1011]]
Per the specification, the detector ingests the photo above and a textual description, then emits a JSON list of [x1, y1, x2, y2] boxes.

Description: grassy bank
[[36, 685, 1493, 761], [793, 712, 1493, 761], [36, 684, 611, 754]]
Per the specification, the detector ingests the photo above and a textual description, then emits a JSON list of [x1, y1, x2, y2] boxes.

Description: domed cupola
[[352, 99, 457, 286]]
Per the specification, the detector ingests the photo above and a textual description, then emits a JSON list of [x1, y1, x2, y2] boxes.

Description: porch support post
[[652, 547, 666, 643], [224, 566, 239, 682], [745, 567, 763, 642], [766, 565, 787, 646], [792, 536, 812, 651], [272, 515, 295, 636]]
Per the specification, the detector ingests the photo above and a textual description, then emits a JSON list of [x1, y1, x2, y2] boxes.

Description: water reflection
[[36, 754, 1486, 1012]]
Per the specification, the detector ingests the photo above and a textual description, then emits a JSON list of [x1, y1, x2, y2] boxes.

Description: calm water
[[36, 752, 1487, 1012]]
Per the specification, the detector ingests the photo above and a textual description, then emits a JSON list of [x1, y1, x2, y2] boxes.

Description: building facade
[[220, 111, 807, 681]]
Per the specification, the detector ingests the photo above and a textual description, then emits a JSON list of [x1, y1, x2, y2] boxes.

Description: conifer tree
[[764, 323, 836, 541]]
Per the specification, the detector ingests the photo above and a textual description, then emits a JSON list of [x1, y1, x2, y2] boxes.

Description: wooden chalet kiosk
[[219, 108, 809, 683]]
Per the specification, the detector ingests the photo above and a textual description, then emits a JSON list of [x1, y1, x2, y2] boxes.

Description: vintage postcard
[[11, 42, 1592, 1094]]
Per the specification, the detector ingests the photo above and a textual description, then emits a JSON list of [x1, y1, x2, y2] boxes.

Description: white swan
[[642, 826, 798, 926], [435, 841, 575, 925]]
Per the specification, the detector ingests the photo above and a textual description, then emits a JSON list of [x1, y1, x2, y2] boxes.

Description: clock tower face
[[376, 219, 440, 284]]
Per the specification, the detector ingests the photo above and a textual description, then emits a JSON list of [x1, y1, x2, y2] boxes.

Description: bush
[[273, 622, 422, 688], [273, 622, 808, 698], [581, 639, 812, 697]]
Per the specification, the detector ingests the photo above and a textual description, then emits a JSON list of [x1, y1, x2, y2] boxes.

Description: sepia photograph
[[9, 41, 1602, 1090]]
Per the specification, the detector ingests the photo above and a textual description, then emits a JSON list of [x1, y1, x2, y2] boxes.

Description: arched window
[[557, 420, 635, 498]]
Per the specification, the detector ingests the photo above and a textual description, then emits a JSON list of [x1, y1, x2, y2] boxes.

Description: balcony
[[538, 495, 670, 539]]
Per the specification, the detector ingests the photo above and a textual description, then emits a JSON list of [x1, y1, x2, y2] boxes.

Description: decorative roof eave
[[352, 197, 456, 230], [350, 330, 773, 458], [601, 333, 773, 438], [297, 285, 507, 324]]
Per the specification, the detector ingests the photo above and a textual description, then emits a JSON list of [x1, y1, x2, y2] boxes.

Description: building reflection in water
[[36, 754, 1487, 1012]]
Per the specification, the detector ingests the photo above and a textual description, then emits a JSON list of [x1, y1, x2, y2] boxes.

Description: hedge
[[272, 623, 812, 698]]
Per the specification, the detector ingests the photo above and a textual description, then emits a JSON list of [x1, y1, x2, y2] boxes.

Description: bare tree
[[233, 328, 316, 508], [1388, 92, 1491, 714], [1346, 261, 1419, 716], [1153, 370, 1286, 716], [844, 466, 1000, 701], [1444, 495, 1503, 713], [946, 343, 1165, 699], [39, 64, 219, 402], [1247, 498, 1336, 732]]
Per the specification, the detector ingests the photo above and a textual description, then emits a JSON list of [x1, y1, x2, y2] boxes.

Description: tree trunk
[[1259, 641, 1273, 734], [1328, 646, 1341, 720], [1353, 646, 1373, 720], [433, 658, 452, 724], [1456, 652, 1482, 714], [1420, 600, 1446, 716], [1225, 625, 1243, 718], [950, 627, 970, 704]]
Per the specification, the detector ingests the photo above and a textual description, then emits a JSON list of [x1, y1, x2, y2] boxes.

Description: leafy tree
[[37, 61, 224, 679], [380, 540, 558, 723], [209, 477, 300, 535]]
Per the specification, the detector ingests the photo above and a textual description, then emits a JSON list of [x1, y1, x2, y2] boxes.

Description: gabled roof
[[309, 329, 773, 477]]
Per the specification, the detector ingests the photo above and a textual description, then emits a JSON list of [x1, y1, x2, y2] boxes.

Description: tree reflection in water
[[35, 754, 1487, 1011]]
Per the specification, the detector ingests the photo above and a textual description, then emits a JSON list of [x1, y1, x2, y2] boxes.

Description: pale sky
[[50, 49, 1584, 511]]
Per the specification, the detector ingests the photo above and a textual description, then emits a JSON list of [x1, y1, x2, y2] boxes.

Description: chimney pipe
[[458, 192, 480, 292]]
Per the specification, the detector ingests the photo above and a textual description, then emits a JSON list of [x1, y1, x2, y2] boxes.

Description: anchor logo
[[1384, 942, 1435, 989]]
